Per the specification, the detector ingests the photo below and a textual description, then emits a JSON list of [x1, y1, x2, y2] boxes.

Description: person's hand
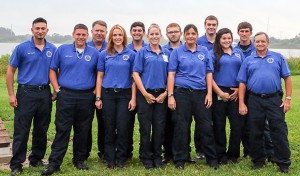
[[229, 88, 238, 102], [205, 94, 212, 109], [95, 100, 102, 109], [128, 98, 136, 111], [51, 93, 57, 101], [239, 103, 248, 115], [155, 91, 167, 104], [280, 99, 291, 113], [168, 96, 176, 110], [143, 92, 156, 104], [220, 92, 230, 102], [9, 95, 18, 107]]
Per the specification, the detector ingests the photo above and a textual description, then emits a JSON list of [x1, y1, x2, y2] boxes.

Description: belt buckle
[[260, 94, 267, 98], [188, 88, 193, 92], [113, 88, 119, 92], [154, 89, 159, 92], [38, 86, 43, 90]]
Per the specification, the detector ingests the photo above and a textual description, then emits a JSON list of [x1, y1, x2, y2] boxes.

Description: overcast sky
[[1, 0, 299, 39]]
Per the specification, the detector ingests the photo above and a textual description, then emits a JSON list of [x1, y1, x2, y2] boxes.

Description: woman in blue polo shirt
[[210, 28, 245, 164], [133, 23, 170, 169], [167, 24, 218, 170], [95, 24, 136, 169]]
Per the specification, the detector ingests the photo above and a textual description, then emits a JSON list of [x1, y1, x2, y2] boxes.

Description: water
[[1, 43, 300, 58]]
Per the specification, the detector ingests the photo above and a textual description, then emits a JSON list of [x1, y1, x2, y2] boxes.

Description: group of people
[[6, 15, 292, 176]]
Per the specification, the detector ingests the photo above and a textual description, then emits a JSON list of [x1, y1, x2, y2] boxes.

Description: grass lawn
[[0, 76, 299, 176]]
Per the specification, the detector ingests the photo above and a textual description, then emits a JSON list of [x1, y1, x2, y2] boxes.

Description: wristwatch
[[168, 93, 174, 97], [53, 89, 60, 95], [95, 97, 102, 101], [286, 96, 292, 100]]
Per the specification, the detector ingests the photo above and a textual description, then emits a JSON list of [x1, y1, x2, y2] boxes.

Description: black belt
[[175, 87, 206, 93], [146, 88, 166, 93], [18, 84, 49, 90], [103, 88, 131, 93], [249, 91, 282, 99], [60, 87, 94, 93]]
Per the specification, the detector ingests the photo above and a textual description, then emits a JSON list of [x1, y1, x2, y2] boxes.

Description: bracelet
[[95, 97, 102, 101], [53, 89, 60, 95], [286, 96, 292, 100]]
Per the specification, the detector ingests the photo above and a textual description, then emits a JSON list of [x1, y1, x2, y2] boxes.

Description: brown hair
[[204, 15, 218, 25], [237, 22, 252, 32]]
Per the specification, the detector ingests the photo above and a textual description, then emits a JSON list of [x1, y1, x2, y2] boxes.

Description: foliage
[[0, 54, 9, 76], [0, 76, 300, 175], [287, 58, 300, 75]]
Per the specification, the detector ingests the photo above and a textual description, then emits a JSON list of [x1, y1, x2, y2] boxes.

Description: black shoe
[[162, 156, 172, 163], [252, 162, 265, 170], [11, 168, 22, 176], [186, 158, 196, 164], [230, 158, 239, 164], [98, 151, 105, 160], [218, 158, 228, 165], [175, 161, 185, 169], [154, 160, 165, 169], [196, 152, 205, 159], [41, 165, 60, 176], [279, 165, 289, 174], [144, 163, 154, 169], [208, 162, 219, 170], [107, 163, 115, 169], [29, 160, 47, 167], [74, 162, 89, 170], [117, 162, 125, 168], [243, 153, 250, 158]]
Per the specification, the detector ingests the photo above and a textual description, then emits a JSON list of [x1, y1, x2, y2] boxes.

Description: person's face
[[238, 28, 252, 42], [184, 28, 198, 45], [112, 28, 124, 47], [91, 24, 107, 43], [205, 20, 218, 36], [130, 26, 145, 41], [166, 26, 182, 43], [31, 22, 48, 40], [147, 27, 161, 45], [254, 34, 269, 53], [72, 28, 88, 48], [220, 33, 232, 50]]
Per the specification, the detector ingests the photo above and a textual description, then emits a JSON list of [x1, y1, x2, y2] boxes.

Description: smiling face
[[112, 28, 124, 47], [184, 27, 198, 45], [254, 34, 269, 53], [147, 27, 162, 45], [91, 24, 107, 43], [31, 22, 48, 41], [220, 33, 233, 50], [238, 28, 252, 43], [131, 26, 145, 42], [73, 28, 88, 48], [205, 19, 218, 36]]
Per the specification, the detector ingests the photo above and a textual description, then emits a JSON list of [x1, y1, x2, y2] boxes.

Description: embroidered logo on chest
[[46, 51, 52, 57], [198, 54, 205, 60], [85, 55, 91, 61], [123, 55, 129, 61], [267, 58, 274, 63]]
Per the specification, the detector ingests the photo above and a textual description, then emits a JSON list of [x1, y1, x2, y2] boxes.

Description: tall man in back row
[[237, 32, 292, 173], [6, 17, 56, 176]]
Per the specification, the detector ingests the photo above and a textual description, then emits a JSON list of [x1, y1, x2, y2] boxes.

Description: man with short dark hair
[[196, 15, 218, 51], [237, 32, 292, 174], [42, 24, 99, 175], [7, 17, 56, 176]]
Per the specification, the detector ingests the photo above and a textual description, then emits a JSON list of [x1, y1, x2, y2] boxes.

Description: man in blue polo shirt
[[7, 17, 56, 176], [126, 21, 148, 160], [196, 15, 218, 51], [86, 20, 108, 160], [237, 32, 292, 173], [41, 24, 99, 175]]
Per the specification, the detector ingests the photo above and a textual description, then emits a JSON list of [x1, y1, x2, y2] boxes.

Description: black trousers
[[212, 87, 243, 160], [247, 93, 291, 166], [102, 88, 132, 164], [137, 90, 167, 165], [10, 85, 52, 170], [48, 89, 95, 167], [163, 108, 174, 158], [127, 109, 137, 158], [86, 108, 105, 159], [172, 89, 217, 164]]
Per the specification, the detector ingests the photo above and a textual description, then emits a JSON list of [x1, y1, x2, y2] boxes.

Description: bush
[[0, 54, 9, 76], [287, 58, 300, 75]]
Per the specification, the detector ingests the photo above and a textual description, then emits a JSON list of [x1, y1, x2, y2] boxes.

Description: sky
[[1, 0, 300, 39]]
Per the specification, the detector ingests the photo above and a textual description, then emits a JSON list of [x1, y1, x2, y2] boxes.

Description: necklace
[[76, 48, 85, 59]]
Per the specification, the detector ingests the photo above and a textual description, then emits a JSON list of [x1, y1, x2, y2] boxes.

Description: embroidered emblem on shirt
[[162, 54, 168, 62], [234, 53, 241, 58], [46, 51, 52, 57], [27, 52, 35, 55], [198, 54, 205, 60], [123, 55, 129, 61], [267, 58, 274, 63], [85, 55, 91, 61]]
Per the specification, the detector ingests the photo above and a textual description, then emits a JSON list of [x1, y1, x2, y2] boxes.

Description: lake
[[1, 43, 300, 58]]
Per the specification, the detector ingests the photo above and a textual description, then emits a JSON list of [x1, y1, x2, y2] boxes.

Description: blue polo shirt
[[133, 45, 170, 89], [98, 47, 135, 89], [9, 37, 56, 85], [196, 34, 213, 51], [169, 44, 214, 90], [237, 50, 291, 94], [163, 41, 183, 53], [87, 40, 107, 52], [127, 41, 148, 53], [210, 48, 244, 87], [50, 43, 99, 90], [234, 41, 255, 58]]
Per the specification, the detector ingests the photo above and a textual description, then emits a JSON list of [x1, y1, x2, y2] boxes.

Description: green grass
[[0, 76, 300, 176]]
